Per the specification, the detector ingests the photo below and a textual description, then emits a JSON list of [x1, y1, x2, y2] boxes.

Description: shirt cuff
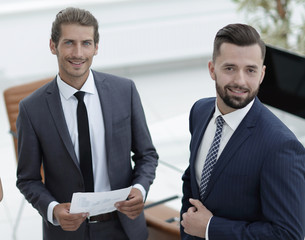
[[47, 201, 60, 225], [133, 184, 146, 202], [205, 216, 213, 240]]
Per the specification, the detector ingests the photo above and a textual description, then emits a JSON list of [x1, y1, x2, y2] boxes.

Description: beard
[[215, 79, 259, 110]]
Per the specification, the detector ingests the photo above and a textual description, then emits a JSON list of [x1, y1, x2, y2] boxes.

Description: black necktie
[[74, 91, 94, 192]]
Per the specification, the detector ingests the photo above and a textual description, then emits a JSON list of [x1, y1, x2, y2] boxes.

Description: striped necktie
[[199, 115, 225, 200]]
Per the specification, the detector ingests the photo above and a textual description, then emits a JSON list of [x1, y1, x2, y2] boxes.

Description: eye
[[83, 41, 91, 46], [65, 40, 72, 45], [225, 66, 234, 71], [248, 68, 257, 74]]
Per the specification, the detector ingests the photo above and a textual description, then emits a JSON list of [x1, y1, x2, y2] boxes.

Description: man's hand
[[115, 188, 144, 219], [181, 198, 213, 238], [53, 203, 88, 231]]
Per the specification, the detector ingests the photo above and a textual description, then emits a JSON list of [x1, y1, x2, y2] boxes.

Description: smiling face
[[208, 42, 265, 114], [50, 23, 98, 89]]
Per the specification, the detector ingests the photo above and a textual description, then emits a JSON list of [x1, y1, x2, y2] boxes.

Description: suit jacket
[[181, 97, 305, 240], [16, 70, 158, 240]]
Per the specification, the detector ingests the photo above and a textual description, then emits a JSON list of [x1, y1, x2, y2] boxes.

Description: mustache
[[68, 58, 87, 61], [225, 84, 250, 92]]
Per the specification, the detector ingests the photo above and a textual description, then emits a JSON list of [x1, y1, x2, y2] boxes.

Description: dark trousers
[[85, 218, 128, 240]]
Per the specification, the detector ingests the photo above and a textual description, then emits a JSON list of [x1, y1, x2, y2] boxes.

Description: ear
[[208, 61, 216, 80], [49, 39, 57, 55], [94, 43, 99, 56], [259, 65, 266, 84]]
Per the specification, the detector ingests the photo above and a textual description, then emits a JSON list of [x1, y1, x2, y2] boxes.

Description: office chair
[[3, 77, 53, 239]]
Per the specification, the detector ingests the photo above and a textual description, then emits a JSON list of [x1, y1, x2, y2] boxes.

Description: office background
[[0, 0, 304, 239]]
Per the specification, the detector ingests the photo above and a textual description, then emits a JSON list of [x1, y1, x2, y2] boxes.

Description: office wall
[[0, 0, 242, 81]]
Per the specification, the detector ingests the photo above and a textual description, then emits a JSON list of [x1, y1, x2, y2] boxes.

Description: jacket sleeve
[[181, 102, 204, 240], [129, 81, 158, 196], [16, 100, 56, 220]]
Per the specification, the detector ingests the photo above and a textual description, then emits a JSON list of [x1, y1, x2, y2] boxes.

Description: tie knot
[[216, 115, 225, 128], [74, 91, 85, 102]]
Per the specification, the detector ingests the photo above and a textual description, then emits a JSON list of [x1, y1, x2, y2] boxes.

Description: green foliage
[[232, 0, 305, 55]]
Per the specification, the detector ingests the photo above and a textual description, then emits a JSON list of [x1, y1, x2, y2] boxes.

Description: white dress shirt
[[194, 99, 254, 239], [47, 70, 145, 224]]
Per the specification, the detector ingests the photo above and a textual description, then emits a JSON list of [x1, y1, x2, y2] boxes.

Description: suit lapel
[[190, 102, 215, 199], [92, 71, 112, 160], [202, 123, 252, 201], [202, 98, 260, 202], [45, 72, 111, 174], [45, 79, 78, 166]]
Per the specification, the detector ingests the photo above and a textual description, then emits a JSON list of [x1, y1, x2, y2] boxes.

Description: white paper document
[[70, 186, 132, 216]]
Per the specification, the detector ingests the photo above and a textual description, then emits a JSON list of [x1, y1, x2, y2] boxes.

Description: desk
[[144, 199, 180, 240]]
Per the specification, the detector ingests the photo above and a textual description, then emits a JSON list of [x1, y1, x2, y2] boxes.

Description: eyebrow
[[221, 63, 236, 68], [62, 39, 94, 42], [222, 63, 259, 69], [246, 65, 259, 69], [223, 63, 236, 67]]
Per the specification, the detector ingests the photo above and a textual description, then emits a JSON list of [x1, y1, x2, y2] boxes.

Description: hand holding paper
[[54, 203, 87, 231], [115, 187, 144, 220], [70, 186, 132, 216]]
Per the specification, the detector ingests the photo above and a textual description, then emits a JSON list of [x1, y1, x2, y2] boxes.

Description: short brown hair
[[212, 23, 265, 62], [51, 7, 99, 47]]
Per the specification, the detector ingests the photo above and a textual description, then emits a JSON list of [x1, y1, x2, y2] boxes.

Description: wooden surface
[[144, 201, 180, 240]]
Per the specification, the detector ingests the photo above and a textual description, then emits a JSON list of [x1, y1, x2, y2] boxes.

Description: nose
[[234, 70, 246, 85], [72, 43, 83, 58]]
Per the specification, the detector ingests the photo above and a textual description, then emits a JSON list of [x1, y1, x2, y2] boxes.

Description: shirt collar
[[57, 70, 95, 100], [214, 99, 254, 131]]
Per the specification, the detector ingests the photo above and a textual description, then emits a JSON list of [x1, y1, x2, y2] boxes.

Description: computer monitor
[[258, 45, 305, 119]]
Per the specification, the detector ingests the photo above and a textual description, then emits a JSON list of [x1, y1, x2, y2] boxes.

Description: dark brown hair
[[212, 23, 266, 62], [51, 7, 99, 47]]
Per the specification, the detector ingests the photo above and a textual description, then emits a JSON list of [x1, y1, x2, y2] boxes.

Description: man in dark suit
[[180, 23, 305, 239], [16, 7, 158, 240]]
